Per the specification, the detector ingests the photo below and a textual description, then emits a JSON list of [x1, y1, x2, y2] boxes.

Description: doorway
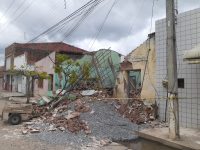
[[128, 70, 141, 98]]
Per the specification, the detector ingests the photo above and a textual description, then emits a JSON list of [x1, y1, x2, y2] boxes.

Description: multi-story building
[[4, 42, 86, 95]]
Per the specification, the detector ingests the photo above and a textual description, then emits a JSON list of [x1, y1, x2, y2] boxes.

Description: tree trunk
[[26, 76, 30, 103]]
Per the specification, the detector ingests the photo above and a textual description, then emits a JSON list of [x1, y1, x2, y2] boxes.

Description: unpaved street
[[0, 121, 72, 150], [0, 121, 130, 150], [0, 98, 130, 150]]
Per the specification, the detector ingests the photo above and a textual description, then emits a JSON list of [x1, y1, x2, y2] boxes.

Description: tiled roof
[[13, 42, 87, 54]]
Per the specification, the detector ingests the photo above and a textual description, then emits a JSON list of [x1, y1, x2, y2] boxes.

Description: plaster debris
[[81, 90, 97, 96], [117, 99, 157, 124]]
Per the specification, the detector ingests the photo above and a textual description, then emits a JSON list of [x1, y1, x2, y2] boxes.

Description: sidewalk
[[139, 127, 200, 150], [0, 91, 25, 98]]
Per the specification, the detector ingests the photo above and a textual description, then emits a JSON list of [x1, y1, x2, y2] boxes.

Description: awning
[[183, 44, 200, 64]]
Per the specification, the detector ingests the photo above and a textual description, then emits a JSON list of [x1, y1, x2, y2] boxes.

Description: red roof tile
[[13, 42, 87, 54]]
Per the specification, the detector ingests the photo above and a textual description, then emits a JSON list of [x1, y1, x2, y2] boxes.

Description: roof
[[12, 42, 87, 54]]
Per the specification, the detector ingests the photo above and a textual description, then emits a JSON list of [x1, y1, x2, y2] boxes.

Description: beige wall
[[114, 34, 156, 102], [34, 52, 55, 97]]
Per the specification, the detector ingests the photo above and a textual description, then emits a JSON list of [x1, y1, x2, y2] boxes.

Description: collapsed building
[[3, 42, 123, 97], [35, 49, 123, 97], [114, 33, 156, 103]]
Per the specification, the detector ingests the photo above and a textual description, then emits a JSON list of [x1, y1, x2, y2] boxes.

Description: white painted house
[[12, 53, 35, 94]]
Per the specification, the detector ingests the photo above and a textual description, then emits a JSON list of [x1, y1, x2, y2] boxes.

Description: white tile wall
[[156, 8, 200, 129]]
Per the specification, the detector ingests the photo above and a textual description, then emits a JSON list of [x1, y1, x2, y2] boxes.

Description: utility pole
[[166, 0, 180, 139]]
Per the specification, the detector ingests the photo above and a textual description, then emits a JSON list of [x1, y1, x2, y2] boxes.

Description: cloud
[[0, 0, 200, 57]]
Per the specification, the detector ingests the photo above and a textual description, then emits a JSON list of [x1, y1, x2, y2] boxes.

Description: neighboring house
[[34, 52, 56, 97], [0, 66, 4, 91], [156, 8, 200, 129], [4, 42, 87, 95], [114, 33, 156, 102]]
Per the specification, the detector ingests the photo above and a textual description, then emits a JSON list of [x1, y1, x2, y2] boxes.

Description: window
[[38, 78, 43, 88], [178, 78, 184, 88]]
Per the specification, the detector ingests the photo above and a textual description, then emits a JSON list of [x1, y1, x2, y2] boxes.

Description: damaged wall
[[114, 33, 156, 102], [54, 49, 122, 91]]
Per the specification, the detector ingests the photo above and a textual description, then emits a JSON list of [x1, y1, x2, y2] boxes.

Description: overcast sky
[[0, 0, 200, 65]]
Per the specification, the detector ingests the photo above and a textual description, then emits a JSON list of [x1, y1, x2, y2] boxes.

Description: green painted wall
[[54, 49, 122, 90]]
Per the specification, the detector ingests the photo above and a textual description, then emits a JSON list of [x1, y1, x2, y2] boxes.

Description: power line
[[89, 0, 118, 50], [29, 0, 103, 43], [0, 0, 35, 33], [62, 0, 104, 41], [0, 0, 33, 32], [127, 0, 145, 36], [0, 0, 15, 21]]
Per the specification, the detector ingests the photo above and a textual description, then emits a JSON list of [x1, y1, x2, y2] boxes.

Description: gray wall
[[156, 8, 200, 129]]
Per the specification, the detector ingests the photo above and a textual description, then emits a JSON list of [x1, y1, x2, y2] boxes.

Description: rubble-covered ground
[[22, 99, 139, 149], [0, 90, 160, 150], [0, 121, 131, 150]]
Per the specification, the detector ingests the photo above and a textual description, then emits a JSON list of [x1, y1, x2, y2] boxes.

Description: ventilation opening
[[178, 78, 184, 88]]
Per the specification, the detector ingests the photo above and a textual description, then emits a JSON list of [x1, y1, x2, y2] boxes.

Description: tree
[[54, 54, 92, 94], [8, 65, 49, 103]]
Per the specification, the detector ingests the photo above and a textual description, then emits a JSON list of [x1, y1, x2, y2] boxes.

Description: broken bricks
[[64, 111, 80, 120], [74, 99, 91, 113], [117, 99, 156, 124]]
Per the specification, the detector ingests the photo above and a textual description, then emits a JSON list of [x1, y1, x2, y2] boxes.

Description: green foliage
[[55, 54, 78, 74], [8, 67, 49, 79], [69, 70, 78, 84], [56, 54, 70, 64], [38, 72, 49, 79], [82, 62, 91, 80]]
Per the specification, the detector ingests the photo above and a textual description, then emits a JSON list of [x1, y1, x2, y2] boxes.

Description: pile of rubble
[[22, 99, 92, 135], [116, 99, 157, 124]]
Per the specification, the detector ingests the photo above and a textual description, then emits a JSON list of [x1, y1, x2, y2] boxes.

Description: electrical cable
[[0, 0, 15, 21], [89, 0, 118, 50], [0, 0, 35, 32], [29, 0, 102, 42], [61, 0, 104, 41]]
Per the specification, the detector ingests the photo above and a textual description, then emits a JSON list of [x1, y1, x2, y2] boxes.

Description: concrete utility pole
[[166, 0, 180, 139]]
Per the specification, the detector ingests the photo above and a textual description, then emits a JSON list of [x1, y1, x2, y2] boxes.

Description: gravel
[[80, 100, 138, 141], [31, 100, 139, 148]]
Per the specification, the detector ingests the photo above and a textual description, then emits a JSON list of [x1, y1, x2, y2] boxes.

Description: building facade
[[4, 42, 86, 95], [156, 8, 200, 128], [114, 33, 156, 103]]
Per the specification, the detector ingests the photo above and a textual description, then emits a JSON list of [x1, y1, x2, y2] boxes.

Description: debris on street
[[117, 99, 157, 124]]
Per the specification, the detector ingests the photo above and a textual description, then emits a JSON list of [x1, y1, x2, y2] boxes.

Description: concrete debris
[[81, 90, 97, 96], [18, 88, 150, 147], [56, 89, 66, 95], [117, 99, 157, 124], [90, 109, 95, 114], [74, 99, 91, 113], [100, 139, 111, 146], [64, 112, 80, 120], [58, 127, 65, 131], [148, 120, 169, 128], [30, 129, 40, 133], [41, 96, 51, 103], [48, 125, 57, 131], [22, 130, 28, 135], [24, 98, 92, 135]]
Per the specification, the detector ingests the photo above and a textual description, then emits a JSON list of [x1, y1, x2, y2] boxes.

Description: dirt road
[[0, 120, 129, 150]]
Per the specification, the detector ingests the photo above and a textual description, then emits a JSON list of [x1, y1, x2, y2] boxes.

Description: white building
[[156, 8, 200, 129]]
